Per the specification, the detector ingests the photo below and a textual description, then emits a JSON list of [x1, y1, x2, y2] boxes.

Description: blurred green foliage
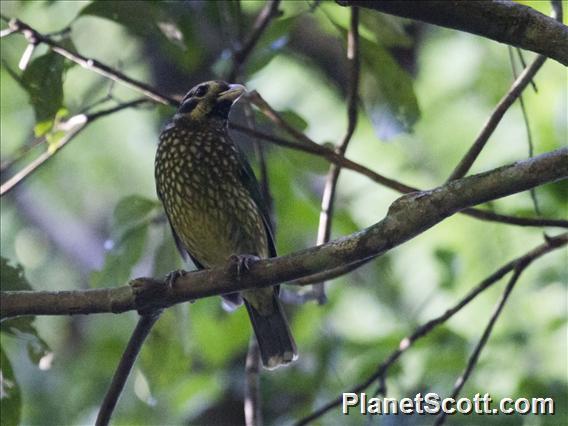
[[0, 1, 566, 425]]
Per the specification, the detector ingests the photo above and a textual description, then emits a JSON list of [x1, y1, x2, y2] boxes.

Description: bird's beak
[[218, 84, 246, 103]]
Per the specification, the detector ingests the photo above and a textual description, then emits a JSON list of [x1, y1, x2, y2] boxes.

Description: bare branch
[[337, 0, 568, 66], [433, 265, 525, 426], [96, 313, 161, 426], [2, 148, 566, 319], [447, 54, 547, 181], [5, 18, 177, 106], [313, 6, 361, 304], [228, 0, 282, 81], [296, 232, 567, 425]]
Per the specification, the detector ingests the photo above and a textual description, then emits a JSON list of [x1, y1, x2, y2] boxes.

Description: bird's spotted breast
[[155, 125, 269, 267]]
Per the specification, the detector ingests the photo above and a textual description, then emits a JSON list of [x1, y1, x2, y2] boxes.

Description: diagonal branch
[[228, 0, 282, 82], [2, 147, 566, 319], [295, 232, 567, 425], [0, 99, 150, 197], [447, 54, 547, 181], [5, 18, 177, 106], [433, 264, 526, 426]]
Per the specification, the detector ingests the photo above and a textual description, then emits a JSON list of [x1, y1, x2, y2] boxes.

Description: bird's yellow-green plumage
[[155, 81, 297, 368]]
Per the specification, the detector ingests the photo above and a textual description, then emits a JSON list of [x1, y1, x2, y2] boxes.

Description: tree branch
[[296, 232, 567, 425], [231, 124, 568, 229], [5, 18, 177, 106], [228, 0, 282, 82], [0, 99, 150, 197], [313, 7, 361, 304], [95, 312, 161, 426], [2, 147, 566, 319], [433, 264, 525, 426], [448, 54, 547, 181], [336, 0, 568, 66]]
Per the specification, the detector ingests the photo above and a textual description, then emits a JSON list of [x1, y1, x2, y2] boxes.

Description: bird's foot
[[165, 269, 187, 289], [130, 272, 184, 315], [229, 254, 261, 278]]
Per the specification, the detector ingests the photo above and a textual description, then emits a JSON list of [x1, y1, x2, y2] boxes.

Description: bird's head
[[174, 80, 246, 124]]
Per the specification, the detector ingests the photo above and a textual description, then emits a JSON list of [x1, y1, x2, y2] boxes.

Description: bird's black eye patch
[[179, 98, 198, 114], [195, 84, 208, 97]]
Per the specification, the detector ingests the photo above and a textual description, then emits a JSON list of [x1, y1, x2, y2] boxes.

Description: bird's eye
[[179, 98, 198, 114], [195, 85, 208, 97]]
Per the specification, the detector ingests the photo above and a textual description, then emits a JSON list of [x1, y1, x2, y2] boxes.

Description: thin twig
[[230, 124, 568, 229], [228, 0, 282, 81], [246, 91, 322, 148], [0, 99, 149, 197], [96, 312, 161, 426], [5, 18, 177, 106], [508, 47, 543, 222], [295, 233, 567, 425], [313, 7, 360, 304], [433, 264, 526, 426], [244, 337, 263, 426], [447, 54, 546, 181]]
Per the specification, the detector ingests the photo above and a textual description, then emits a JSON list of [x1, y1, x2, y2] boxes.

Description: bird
[[155, 80, 297, 369]]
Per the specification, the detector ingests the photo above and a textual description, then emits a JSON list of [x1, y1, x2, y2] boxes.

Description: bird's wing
[[156, 180, 205, 270], [170, 224, 205, 269], [235, 145, 278, 259]]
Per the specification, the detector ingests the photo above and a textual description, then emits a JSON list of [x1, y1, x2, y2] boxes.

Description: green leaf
[[434, 247, 459, 289], [0, 258, 52, 366], [279, 109, 308, 132], [245, 16, 298, 76], [79, 1, 162, 36], [0, 257, 32, 291], [152, 229, 183, 278], [359, 13, 413, 48], [90, 222, 149, 288], [0, 346, 21, 426], [359, 36, 420, 138], [190, 299, 249, 367], [90, 195, 158, 288], [322, 10, 420, 138], [79, 1, 187, 49], [113, 195, 159, 234], [21, 51, 65, 136], [1, 317, 51, 366]]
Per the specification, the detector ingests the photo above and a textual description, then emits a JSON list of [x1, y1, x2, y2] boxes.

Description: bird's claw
[[165, 269, 187, 289], [229, 254, 261, 278]]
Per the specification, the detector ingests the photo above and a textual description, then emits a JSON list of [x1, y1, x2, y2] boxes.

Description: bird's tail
[[244, 292, 297, 369]]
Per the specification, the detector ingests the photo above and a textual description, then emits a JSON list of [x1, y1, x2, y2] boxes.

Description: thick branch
[[2, 148, 566, 319], [336, 0, 568, 66]]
